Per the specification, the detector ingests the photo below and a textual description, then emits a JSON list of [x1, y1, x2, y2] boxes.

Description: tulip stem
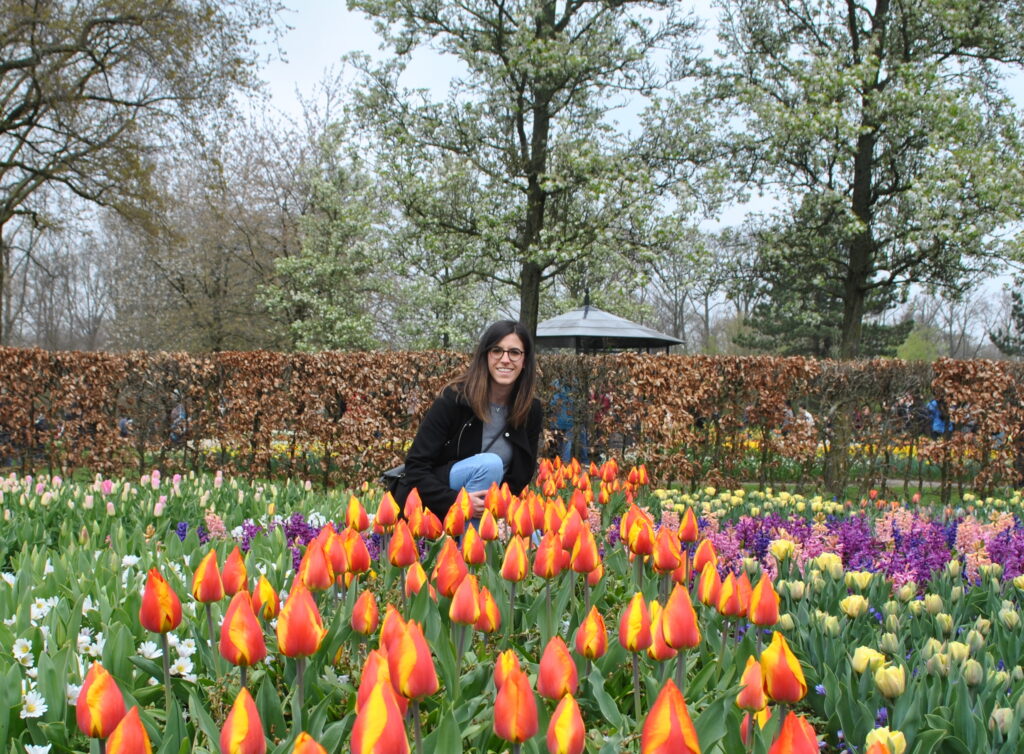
[[582, 578, 590, 617], [160, 632, 172, 713], [674, 651, 686, 689], [295, 657, 305, 729], [240, 664, 247, 691], [659, 574, 669, 604], [632, 652, 642, 722], [99, 739, 106, 754], [507, 581, 516, 645], [205, 602, 215, 652], [412, 698, 424, 754], [634, 555, 643, 591], [511, 744, 521, 754], [719, 622, 729, 666], [545, 580, 552, 642], [455, 623, 468, 675]]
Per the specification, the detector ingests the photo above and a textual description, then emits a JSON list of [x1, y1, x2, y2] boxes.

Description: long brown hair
[[447, 320, 537, 428]]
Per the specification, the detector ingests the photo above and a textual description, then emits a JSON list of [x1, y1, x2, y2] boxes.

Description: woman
[[395, 320, 543, 519]]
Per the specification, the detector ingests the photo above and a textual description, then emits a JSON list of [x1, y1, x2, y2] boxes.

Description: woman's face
[[487, 333, 526, 392]]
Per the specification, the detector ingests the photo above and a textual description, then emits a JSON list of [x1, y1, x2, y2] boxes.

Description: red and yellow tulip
[[139, 568, 182, 634], [387, 620, 439, 699], [276, 584, 327, 658], [76, 662, 126, 739], [106, 706, 152, 754], [760, 631, 807, 704], [640, 680, 700, 754], [493, 665, 538, 744], [220, 590, 267, 667], [222, 546, 248, 596], [575, 605, 608, 660], [351, 589, 379, 636], [546, 693, 586, 754], [191, 549, 224, 603], [351, 681, 410, 754], [537, 635, 578, 700], [219, 688, 266, 754], [619, 591, 653, 652], [767, 711, 818, 754]]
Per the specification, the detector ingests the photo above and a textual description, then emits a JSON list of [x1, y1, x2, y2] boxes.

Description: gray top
[[483, 403, 514, 471]]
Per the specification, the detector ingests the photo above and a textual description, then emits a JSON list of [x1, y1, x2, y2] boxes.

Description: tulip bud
[[990, 670, 1008, 688], [640, 681, 701, 754], [874, 664, 906, 699], [768, 539, 795, 562], [76, 662, 126, 739], [760, 631, 807, 703], [546, 694, 586, 754], [989, 707, 1013, 736], [864, 727, 907, 754], [1012, 665, 1024, 683], [885, 614, 901, 634], [106, 707, 152, 754], [926, 653, 950, 677], [821, 615, 840, 637], [537, 635, 578, 700], [851, 646, 886, 674], [907, 600, 923, 617], [219, 688, 266, 754], [292, 732, 328, 754], [220, 591, 267, 668], [845, 570, 873, 591], [965, 629, 984, 655], [786, 580, 806, 600], [962, 658, 984, 686], [895, 582, 917, 602], [493, 666, 538, 744], [882, 600, 900, 616], [139, 568, 182, 634], [945, 559, 961, 578], [923, 594, 943, 615], [946, 640, 969, 663], [879, 633, 901, 657], [998, 608, 1020, 631], [935, 612, 953, 635], [778, 613, 795, 631], [839, 595, 868, 619], [950, 585, 963, 604]]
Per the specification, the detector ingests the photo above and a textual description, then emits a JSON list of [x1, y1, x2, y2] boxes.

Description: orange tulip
[[479, 509, 499, 540], [575, 605, 608, 660], [321, 525, 349, 578], [298, 541, 334, 592], [404, 562, 431, 599], [760, 631, 807, 704], [718, 573, 748, 619], [403, 487, 423, 520], [292, 732, 328, 754], [342, 527, 372, 575], [501, 535, 530, 582], [678, 508, 699, 543], [508, 498, 536, 538], [375, 491, 401, 531], [691, 539, 717, 576], [433, 537, 468, 598], [449, 573, 481, 626], [222, 546, 248, 596], [559, 508, 584, 551], [627, 516, 655, 557], [670, 557, 690, 586], [379, 604, 406, 653], [220, 590, 267, 667], [865, 742, 893, 754], [587, 561, 604, 587], [493, 666, 538, 744], [251, 575, 279, 621], [569, 528, 600, 574], [276, 584, 327, 658], [351, 589, 379, 636], [106, 706, 152, 754], [749, 573, 780, 627], [444, 496, 466, 537], [76, 662, 126, 739], [419, 508, 443, 539], [484, 482, 505, 519], [346, 495, 370, 532], [767, 711, 818, 754], [388, 520, 419, 568], [494, 648, 521, 690], [461, 524, 486, 566], [640, 680, 700, 754], [387, 620, 439, 699], [696, 562, 722, 607], [191, 549, 225, 604], [533, 531, 565, 580], [139, 568, 182, 634], [546, 693, 586, 754], [351, 681, 410, 754], [475, 585, 501, 633], [740, 708, 772, 747], [647, 600, 677, 662], [652, 529, 682, 574], [219, 688, 266, 754], [357, 649, 408, 716], [537, 635, 578, 700], [662, 583, 701, 649], [619, 591, 653, 652], [735, 655, 766, 711]]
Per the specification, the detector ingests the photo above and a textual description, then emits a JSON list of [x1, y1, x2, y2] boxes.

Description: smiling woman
[[394, 321, 544, 519]]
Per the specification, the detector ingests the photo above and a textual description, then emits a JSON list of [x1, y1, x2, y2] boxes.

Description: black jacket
[[396, 386, 543, 517]]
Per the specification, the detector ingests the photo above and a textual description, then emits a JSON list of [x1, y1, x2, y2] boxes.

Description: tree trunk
[[519, 261, 542, 336], [0, 226, 7, 346]]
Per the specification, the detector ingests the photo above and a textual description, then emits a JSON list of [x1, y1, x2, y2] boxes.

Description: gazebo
[[534, 302, 683, 353]]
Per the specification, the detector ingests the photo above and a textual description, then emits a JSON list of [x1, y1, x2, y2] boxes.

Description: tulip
[[547, 693, 586, 754], [251, 575, 280, 621], [380, 604, 406, 652], [768, 538, 795, 563], [293, 732, 328, 754], [740, 708, 772, 748], [575, 605, 608, 661], [220, 590, 267, 684], [874, 664, 906, 699], [420, 508, 444, 539], [652, 528, 682, 574], [76, 662, 126, 739], [357, 650, 408, 716], [433, 537, 469, 598], [537, 635, 578, 700], [342, 527, 372, 575], [717, 572, 748, 619], [375, 491, 401, 531], [851, 646, 887, 674], [767, 711, 817, 754], [569, 527, 600, 575], [662, 583, 701, 650], [444, 496, 466, 537], [387, 620, 439, 699], [760, 631, 807, 703], [403, 487, 423, 520], [475, 585, 501, 633], [845, 570, 873, 591], [839, 594, 869, 619], [559, 508, 584, 551], [298, 541, 334, 592], [222, 546, 248, 596], [640, 680, 700, 754], [320, 524, 348, 578], [388, 520, 419, 567], [351, 589, 379, 636], [494, 648, 521, 690], [691, 538, 717, 575], [864, 727, 906, 754], [405, 562, 432, 599], [479, 508, 499, 540], [749, 573, 779, 627], [696, 562, 722, 607], [461, 524, 486, 565], [192, 549, 225, 604], [962, 658, 984, 686], [647, 600, 677, 662], [620, 591, 652, 719], [140, 568, 182, 634], [493, 665, 538, 745], [735, 655, 765, 711], [220, 688, 266, 754], [277, 583, 327, 658], [351, 681, 410, 754], [106, 706, 152, 754], [533, 531, 565, 580], [450, 573, 480, 669], [501, 535, 530, 582], [678, 507, 699, 542], [346, 495, 370, 531]]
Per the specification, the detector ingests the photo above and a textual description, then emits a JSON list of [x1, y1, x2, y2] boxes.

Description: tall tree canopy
[[0, 0, 282, 343], [711, 0, 1024, 358], [347, 0, 705, 334]]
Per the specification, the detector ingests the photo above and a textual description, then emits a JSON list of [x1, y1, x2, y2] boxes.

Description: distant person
[[394, 321, 543, 519], [927, 395, 953, 439], [551, 378, 587, 464]]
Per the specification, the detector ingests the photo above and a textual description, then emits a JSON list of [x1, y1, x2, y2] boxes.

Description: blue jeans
[[449, 452, 504, 493]]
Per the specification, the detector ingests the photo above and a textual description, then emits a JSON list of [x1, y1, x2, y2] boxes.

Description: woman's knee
[[477, 452, 504, 479]]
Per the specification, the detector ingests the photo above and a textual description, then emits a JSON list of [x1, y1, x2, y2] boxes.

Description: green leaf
[[587, 667, 625, 732]]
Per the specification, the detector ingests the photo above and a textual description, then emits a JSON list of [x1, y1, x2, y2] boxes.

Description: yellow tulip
[[874, 664, 906, 699]]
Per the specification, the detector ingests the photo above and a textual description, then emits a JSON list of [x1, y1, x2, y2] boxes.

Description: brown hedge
[[1, 348, 1021, 496]]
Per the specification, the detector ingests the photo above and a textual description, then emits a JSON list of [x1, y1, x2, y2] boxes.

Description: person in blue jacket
[[926, 395, 953, 439]]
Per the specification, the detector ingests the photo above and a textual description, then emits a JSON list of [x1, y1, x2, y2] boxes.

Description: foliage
[[989, 276, 1024, 357]]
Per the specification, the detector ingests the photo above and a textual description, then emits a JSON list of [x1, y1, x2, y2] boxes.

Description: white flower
[[29, 599, 51, 622], [20, 689, 47, 718], [169, 657, 193, 676], [88, 633, 105, 658], [81, 595, 96, 614], [176, 639, 196, 658], [166, 633, 180, 648], [42, 560, 53, 575], [3, 616, 15, 626], [138, 641, 162, 660], [121, 555, 141, 568], [26, 744, 52, 754], [66, 683, 81, 705], [12, 638, 32, 662], [147, 677, 159, 686], [182, 673, 198, 684], [0, 572, 14, 587], [76, 630, 93, 654], [26, 667, 37, 679]]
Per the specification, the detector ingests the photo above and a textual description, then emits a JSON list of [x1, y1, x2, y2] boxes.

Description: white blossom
[[20, 689, 47, 718]]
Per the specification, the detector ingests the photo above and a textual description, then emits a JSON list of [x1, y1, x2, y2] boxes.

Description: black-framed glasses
[[488, 346, 525, 362]]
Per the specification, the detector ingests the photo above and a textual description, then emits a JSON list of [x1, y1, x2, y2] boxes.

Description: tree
[[709, 0, 1024, 359], [0, 0, 282, 344], [990, 277, 1024, 357], [347, 0, 704, 335]]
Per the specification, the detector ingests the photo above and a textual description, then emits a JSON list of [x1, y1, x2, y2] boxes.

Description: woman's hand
[[467, 490, 488, 518]]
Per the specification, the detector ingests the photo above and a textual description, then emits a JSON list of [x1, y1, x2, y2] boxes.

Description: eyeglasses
[[488, 346, 525, 362]]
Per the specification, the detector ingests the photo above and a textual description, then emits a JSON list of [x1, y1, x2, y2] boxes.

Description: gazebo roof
[[535, 305, 683, 352]]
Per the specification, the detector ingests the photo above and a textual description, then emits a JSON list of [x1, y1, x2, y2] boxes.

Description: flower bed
[[0, 460, 1022, 752]]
